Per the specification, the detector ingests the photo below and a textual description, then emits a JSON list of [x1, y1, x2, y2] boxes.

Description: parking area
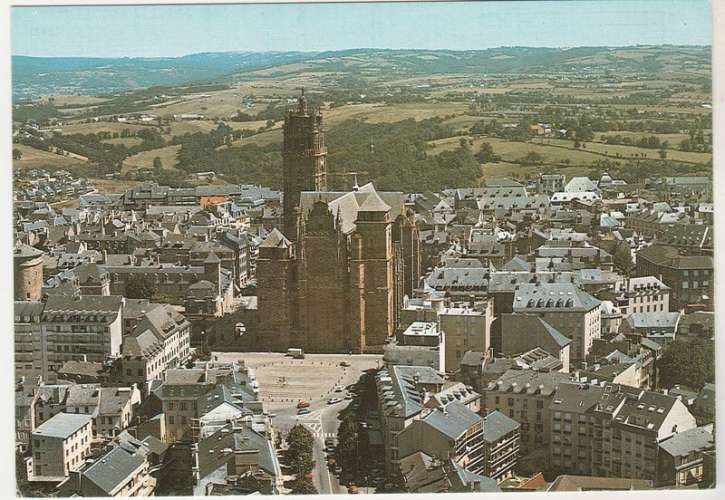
[[211, 352, 382, 411]]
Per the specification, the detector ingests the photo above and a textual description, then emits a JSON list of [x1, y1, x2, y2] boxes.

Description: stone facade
[[256, 93, 420, 354], [282, 90, 327, 240], [14, 242, 44, 301]]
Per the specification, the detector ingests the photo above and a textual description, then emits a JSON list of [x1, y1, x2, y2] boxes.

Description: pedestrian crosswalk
[[299, 422, 336, 439]]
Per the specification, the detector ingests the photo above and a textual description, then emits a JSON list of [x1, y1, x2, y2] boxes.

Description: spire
[[298, 88, 308, 114]]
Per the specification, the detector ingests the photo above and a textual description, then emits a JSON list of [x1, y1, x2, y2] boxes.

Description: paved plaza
[[212, 352, 382, 411]]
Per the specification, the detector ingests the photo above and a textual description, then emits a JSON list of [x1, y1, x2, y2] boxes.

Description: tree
[[286, 478, 318, 495], [658, 148, 668, 160], [521, 151, 544, 165], [125, 273, 158, 299], [153, 156, 163, 170], [658, 339, 714, 389], [337, 413, 359, 474], [285, 424, 315, 476], [12, 148, 22, 160], [475, 142, 498, 163]]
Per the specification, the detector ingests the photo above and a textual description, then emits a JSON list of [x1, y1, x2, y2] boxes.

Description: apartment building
[[14, 302, 45, 382], [607, 276, 670, 316], [513, 283, 601, 363], [113, 304, 192, 386], [375, 366, 446, 476], [482, 369, 573, 456], [31, 383, 140, 439], [397, 401, 520, 483], [656, 424, 715, 487], [438, 301, 493, 374], [635, 245, 713, 311], [151, 361, 260, 444], [548, 383, 697, 480], [383, 322, 445, 372], [63, 431, 167, 497], [39, 295, 124, 382], [29, 413, 93, 482]]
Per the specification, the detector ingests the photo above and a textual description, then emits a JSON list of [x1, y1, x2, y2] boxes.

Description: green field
[[121, 144, 181, 174], [13, 144, 88, 170]]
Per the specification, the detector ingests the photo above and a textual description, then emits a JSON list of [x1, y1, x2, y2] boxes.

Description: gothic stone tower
[[350, 191, 396, 349], [256, 229, 297, 351], [283, 90, 327, 240]]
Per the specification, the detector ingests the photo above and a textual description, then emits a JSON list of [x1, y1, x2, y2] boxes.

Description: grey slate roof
[[658, 425, 714, 457], [82, 444, 146, 495], [482, 410, 520, 443], [43, 294, 124, 315], [33, 412, 92, 439], [422, 401, 482, 441], [513, 282, 601, 311]]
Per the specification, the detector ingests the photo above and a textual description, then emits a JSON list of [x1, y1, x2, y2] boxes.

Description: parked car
[[344, 393, 353, 400], [340, 361, 351, 367], [334, 385, 345, 392], [297, 400, 311, 409], [297, 408, 312, 415], [325, 438, 336, 448], [328, 397, 342, 405]]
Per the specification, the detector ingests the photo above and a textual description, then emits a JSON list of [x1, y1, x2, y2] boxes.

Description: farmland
[[12, 45, 711, 192]]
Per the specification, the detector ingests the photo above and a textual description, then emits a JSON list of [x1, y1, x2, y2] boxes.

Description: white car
[[334, 385, 345, 392], [328, 398, 342, 405]]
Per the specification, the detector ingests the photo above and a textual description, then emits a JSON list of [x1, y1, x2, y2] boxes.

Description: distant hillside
[[12, 45, 710, 99], [12, 51, 316, 99]]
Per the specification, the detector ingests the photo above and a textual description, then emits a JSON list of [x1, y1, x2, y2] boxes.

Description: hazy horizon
[[11, 42, 713, 60], [11, 1, 711, 58]]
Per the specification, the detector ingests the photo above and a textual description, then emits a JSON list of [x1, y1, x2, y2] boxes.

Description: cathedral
[[256, 91, 420, 353]]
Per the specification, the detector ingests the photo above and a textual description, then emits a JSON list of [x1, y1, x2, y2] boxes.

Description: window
[[682, 282, 689, 289]]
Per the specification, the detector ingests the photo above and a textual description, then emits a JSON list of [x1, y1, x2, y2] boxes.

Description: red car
[[297, 400, 311, 409]]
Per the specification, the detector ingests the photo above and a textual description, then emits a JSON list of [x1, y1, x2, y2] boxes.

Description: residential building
[[40, 295, 124, 382], [383, 321, 445, 372], [512, 282, 601, 362], [63, 431, 167, 497], [438, 301, 493, 374], [29, 413, 93, 483], [606, 276, 670, 316], [548, 382, 697, 480], [482, 369, 573, 456], [656, 424, 715, 487], [635, 245, 713, 311]]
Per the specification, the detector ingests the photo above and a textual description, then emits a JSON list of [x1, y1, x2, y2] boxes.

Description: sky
[[11, 1, 712, 58]]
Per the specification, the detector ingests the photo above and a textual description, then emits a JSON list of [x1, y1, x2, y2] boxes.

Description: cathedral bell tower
[[282, 89, 327, 240]]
